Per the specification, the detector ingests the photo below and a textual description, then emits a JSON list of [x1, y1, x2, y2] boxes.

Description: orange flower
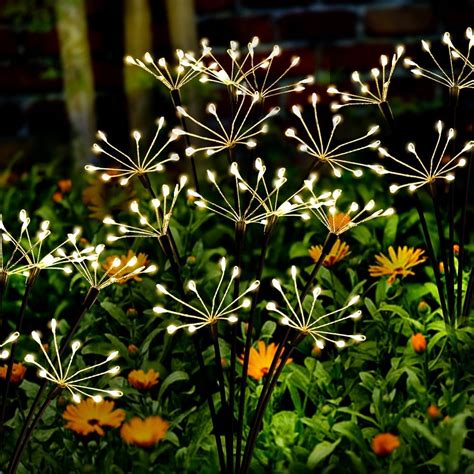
[[128, 369, 159, 390], [411, 333, 427, 353], [369, 246, 427, 284], [0, 363, 26, 384], [52, 192, 63, 203], [120, 416, 169, 447], [372, 433, 400, 456], [239, 341, 292, 381], [453, 244, 459, 255], [427, 405, 441, 420], [63, 398, 125, 436], [309, 240, 351, 267], [102, 250, 150, 283], [328, 213, 351, 234], [58, 179, 72, 193]]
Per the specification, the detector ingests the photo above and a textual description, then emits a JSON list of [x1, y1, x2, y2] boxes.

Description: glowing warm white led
[[0, 331, 20, 359]]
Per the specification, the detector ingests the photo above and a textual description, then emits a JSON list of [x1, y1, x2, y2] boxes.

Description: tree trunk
[[124, 0, 154, 133], [55, 0, 96, 170], [165, 0, 199, 52]]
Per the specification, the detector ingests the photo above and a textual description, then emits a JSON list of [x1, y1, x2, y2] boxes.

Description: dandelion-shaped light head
[[328, 45, 405, 109], [404, 28, 474, 91], [0, 332, 19, 359], [185, 37, 313, 100], [303, 176, 395, 235], [188, 158, 310, 229], [85, 118, 180, 185], [104, 176, 187, 241], [24, 319, 122, 403], [286, 93, 380, 178], [174, 94, 279, 157], [61, 235, 156, 291], [125, 49, 203, 91], [267, 266, 364, 349], [153, 257, 260, 334], [373, 120, 472, 193], [0, 210, 89, 280]]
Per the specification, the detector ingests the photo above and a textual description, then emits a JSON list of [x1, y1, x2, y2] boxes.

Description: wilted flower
[[63, 398, 125, 436], [369, 246, 427, 284], [371, 433, 400, 456], [328, 46, 405, 109], [125, 49, 203, 91], [104, 177, 187, 241], [85, 118, 180, 185], [404, 29, 474, 91], [238, 341, 292, 381], [187, 37, 313, 100], [154, 257, 259, 334], [286, 93, 380, 177], [188, 158, 311, 229], [24, 319, 123, 403], [303, 178, 395, 235], [174, 94, 279, 157], [102, 250, 151, 283], [309, 240, 351, 267], [267, 266, 364, 349], [0, 362, 26, 384], [374, 121, 472, 193], [120, 416, 169, 447], [411, 333, 427, 353], [0, 332, 19, 359], [128, 369, 159, 391]]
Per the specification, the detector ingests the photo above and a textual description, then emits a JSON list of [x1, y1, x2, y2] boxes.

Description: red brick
[[195, 0, 234, 13], [198, 15, 273, 45], [365, 5, 436, 37], [277, 10, 357, 41]]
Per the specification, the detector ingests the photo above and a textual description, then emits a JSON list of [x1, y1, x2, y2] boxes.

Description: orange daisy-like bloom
[[102, 250, 150, 283], [369, 246, 427, 284], [427, 404, 441, 420], [128, 369, 159, 390], [309, 240, 351, 267], [327, 213, 351, 234], [372, 433, 400, 456], [411, 333, 427, 353], [63, 398, 125, 436], [120, 416, 169, 447], [239, 341, 292, 381], [0, 363, 26, 384], [58, 179, 72, 193]]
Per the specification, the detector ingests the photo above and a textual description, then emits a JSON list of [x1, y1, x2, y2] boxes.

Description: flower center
[[88, 418, 100, 426]]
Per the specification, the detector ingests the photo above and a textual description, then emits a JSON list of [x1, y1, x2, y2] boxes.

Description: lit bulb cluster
[[85, 117, 180, 185], [303, 176, 395, 235], [0, 211, 90, 278], [188, 158, 311, 227], [153, 257, 260, 334], [125, 49, 205, 91], [286, 93, 380, 177], [328, 46, 405, 109], [104, 176, 187, 241], [404, 28, 474, 90], [373, 121, 472, 193], [24, 319, 122, 403], [174, 94, 279, 157], [63, 236, 156, 290], [267, 266, 365, 349], [183, 37, 313, 99], [0, 331, 19, 359]]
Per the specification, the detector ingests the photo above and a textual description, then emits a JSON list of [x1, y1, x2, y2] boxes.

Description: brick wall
[[0, 0, 472, 164]]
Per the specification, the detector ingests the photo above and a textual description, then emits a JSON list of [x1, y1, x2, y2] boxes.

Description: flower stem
[[240, 332, 306, 474], [170, 88, 200, 193], [0, 269, 39, 433], [413, 192, 448, 321], [235, 219, 275, 472], [378, 101, 395, 133], [8, 384, 61, 474]]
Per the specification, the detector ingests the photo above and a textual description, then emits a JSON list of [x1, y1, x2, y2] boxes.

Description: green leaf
[[307, 439, 341, 469], [383, 214, 399, 248], [270, 411, 298, 448], [158, 371, 189, 400], [101, 301, 131, 329], [260, 320, 277, 337], [404, 418, 441, 448]]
